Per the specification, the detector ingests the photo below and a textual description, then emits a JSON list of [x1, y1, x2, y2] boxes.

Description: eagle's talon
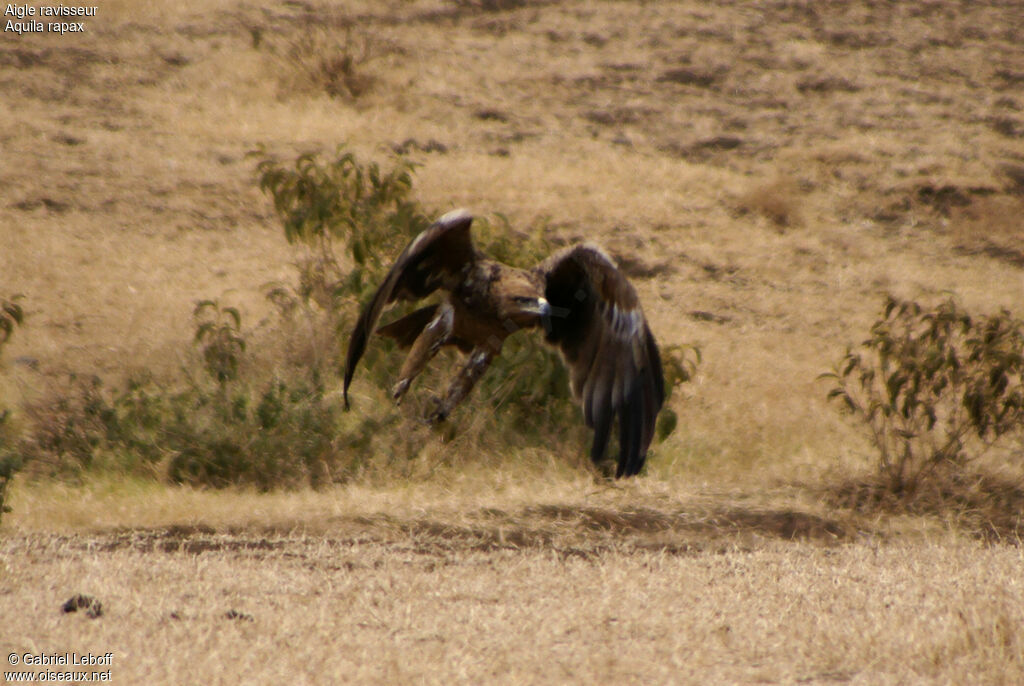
[[391, 379, 411, 403]]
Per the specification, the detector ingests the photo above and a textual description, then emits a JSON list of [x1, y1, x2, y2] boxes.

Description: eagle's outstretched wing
[[538, 244, 665, 477], [343, 209, 477, 407]]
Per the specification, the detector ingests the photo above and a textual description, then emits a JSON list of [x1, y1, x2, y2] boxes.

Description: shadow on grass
[[56, 473, 1024, 560], [822, 468, 1024, 544], [74, 502, 862, 561]]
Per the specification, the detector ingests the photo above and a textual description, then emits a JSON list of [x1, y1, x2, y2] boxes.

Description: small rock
[[62, 594, 103, 619]]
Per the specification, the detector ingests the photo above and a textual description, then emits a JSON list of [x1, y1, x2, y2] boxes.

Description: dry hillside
[[2, 1, 1024, 683], [3, 0, 1023, 477]]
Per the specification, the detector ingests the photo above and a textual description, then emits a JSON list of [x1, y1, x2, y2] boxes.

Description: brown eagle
[[343, 209, 664, 477]]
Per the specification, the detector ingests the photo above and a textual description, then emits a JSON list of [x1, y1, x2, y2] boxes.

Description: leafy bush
[[256, 146, 433, 459], [19, 370, 366, 491], [0, 294, 24, 521], [824, 296, 1024, 493], [656, 343, 701, 442], [18, 304, 366, 490], [163, 372, 356, 491], [0, 409, 20, 520], [20, 374, 118, 479], [15, 148, 440, 490], [257, 146, 430, 308]]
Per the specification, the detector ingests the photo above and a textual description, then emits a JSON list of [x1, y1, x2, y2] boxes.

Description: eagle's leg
[[426, 348, 494, 424], [391, 302, 454, 403]]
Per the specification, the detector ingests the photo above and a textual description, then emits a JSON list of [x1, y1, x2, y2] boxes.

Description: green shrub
[[257, 146, 430, 307], [656, 343, 701, 443], [0, 409, 21, 520], [5, 146, 449, 489], [20, 374, 119, 479], [18, 297, 370, 490], [0, 294, 24, 521], [164, 372, 356, 490], [824, 296, 1024, 493], [20, 367, 362, 491]]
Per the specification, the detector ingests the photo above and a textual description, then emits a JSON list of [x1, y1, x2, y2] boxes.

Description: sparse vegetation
[[12, 147, 691, 489], [12, 289, 357, 489], [825, 296, 1024, 497], [162, 371, 356, 491], [258, 8, 389, 100]]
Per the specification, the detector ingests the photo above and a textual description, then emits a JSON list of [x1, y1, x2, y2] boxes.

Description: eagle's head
[[495, 269, 551, 331]]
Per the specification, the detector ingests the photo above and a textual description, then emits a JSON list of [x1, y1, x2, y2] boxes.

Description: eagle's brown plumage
[[343, 209, 664, 478]]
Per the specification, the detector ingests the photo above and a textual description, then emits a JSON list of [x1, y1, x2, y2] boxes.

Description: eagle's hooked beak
[[534, 297, 552, 317], [512, 295, 552, 317], [508, 296, 552, 332]]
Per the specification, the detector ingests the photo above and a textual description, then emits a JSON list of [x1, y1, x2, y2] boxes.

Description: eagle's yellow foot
[[391, 379, 411, 403]]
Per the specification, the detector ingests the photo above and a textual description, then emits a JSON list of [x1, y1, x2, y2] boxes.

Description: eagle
[[343, 209, 665, 477]]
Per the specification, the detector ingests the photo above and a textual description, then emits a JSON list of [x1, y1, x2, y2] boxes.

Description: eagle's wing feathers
[[343, 210, 476, 407], [538, 244, 665, 477]]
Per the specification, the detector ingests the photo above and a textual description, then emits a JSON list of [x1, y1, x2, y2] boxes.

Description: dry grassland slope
[[2, 0, 1022, 477], [2, 1, 1024, 683]]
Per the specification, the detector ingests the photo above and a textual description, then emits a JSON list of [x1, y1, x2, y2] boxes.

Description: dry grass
[[5, 537, 1024, 685], [3, 0, 1024, 682], [3, 476, 1024, 684]]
